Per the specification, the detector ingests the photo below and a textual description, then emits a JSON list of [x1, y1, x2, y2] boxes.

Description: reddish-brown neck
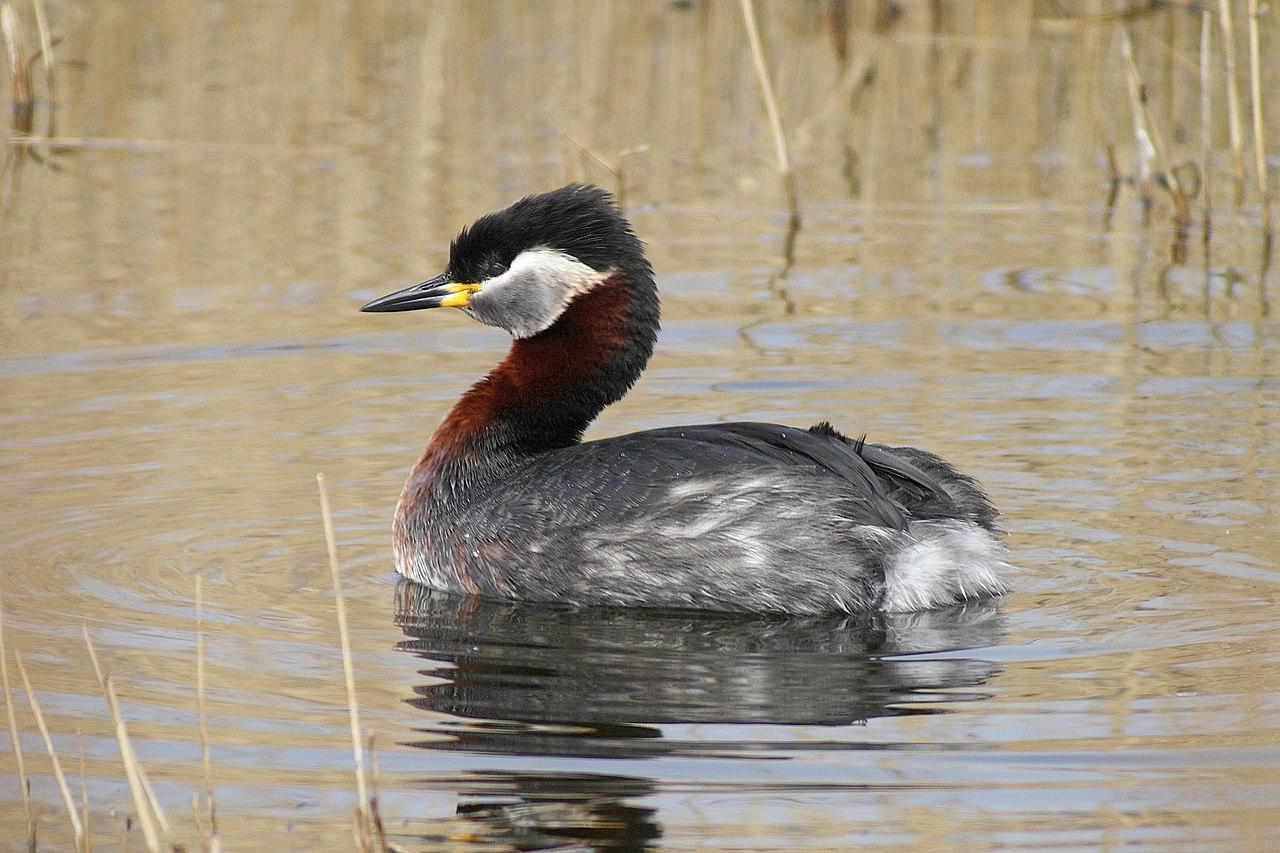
[[419, 274, 644, 473]]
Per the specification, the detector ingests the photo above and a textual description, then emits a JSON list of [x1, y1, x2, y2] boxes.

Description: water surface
[[1, 2, 1278, 851]]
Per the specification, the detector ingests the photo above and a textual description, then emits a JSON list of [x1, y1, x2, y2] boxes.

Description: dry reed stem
[[1, 2, 32, 127], [560, 133, 648, 208], [794, 45, 877, 146], [1120, 27, 1190, 258], [563, 133, 617, 189], [1090, 27, 1123, 232], [1245, 0, 1271, 244], [1200, 10, 1214, 267], [740, 0, 800, 225], [0, 586, 36, 849], [29, 0, 53, 136], [1216, 0, 1246, 204], [316, 473, 374, 851], [190, 795, 205, 850], [1, 2, 34, 143], [194, 577, 221, 853], [113, 815, 131, 851], [14, 651, 86, 850], [79, 734, 91, 853], [85, 637, 157, 852], [366, 734, 388, 851], [1038, 1, 1168, 32], [83, 629, 173, 853]]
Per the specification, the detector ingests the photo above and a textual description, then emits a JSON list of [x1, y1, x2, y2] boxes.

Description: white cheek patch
[[472, 246, 612, 338]]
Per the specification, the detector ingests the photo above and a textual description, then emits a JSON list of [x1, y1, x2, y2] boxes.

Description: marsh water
[[2, 3, 1278, 851]]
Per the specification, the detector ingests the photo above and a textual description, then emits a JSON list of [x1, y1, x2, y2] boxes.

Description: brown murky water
[[2, 2, 1278, 851]]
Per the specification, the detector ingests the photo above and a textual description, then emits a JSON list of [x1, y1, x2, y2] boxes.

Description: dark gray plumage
[[362, 185, 1010, 615]]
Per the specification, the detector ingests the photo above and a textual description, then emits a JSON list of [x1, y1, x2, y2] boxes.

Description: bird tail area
[[809, 421, 1001, 530], [880, 519, 1011, 612]]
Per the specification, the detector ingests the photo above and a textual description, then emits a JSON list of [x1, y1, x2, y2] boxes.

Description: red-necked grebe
[[361, 185, 1009, 614]]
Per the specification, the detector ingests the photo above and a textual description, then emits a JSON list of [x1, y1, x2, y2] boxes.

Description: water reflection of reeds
[[1, 1, 1274, 275]]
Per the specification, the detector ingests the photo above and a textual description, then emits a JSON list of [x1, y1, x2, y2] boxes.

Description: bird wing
[[505, 421, 923, 531]]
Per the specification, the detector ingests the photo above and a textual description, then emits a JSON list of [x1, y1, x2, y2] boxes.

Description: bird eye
[[486, 261, 507, 279]]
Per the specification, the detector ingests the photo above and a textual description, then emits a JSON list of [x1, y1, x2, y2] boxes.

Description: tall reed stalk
[[740, 0, 801, 245], [15, 652, 86, 851], [317, 473, 387, 852], [0, 585, 36, 850]]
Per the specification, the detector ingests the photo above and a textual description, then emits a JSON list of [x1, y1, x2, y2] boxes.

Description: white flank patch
[[881, 520, 1011, 612]]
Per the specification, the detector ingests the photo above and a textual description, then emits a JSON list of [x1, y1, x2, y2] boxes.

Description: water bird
[[361, 185, 1009, 614]]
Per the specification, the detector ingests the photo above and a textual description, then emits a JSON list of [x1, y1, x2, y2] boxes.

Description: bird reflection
[[389, 581, 1004, 850], [395, 579, 1002, 741], [442, 772, 659, 853]]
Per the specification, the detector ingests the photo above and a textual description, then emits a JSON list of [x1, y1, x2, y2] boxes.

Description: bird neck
[[418, 269, 658, 478]]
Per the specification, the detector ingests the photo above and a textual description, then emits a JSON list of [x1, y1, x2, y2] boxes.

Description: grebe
[[362, 185, 1009, 615]]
